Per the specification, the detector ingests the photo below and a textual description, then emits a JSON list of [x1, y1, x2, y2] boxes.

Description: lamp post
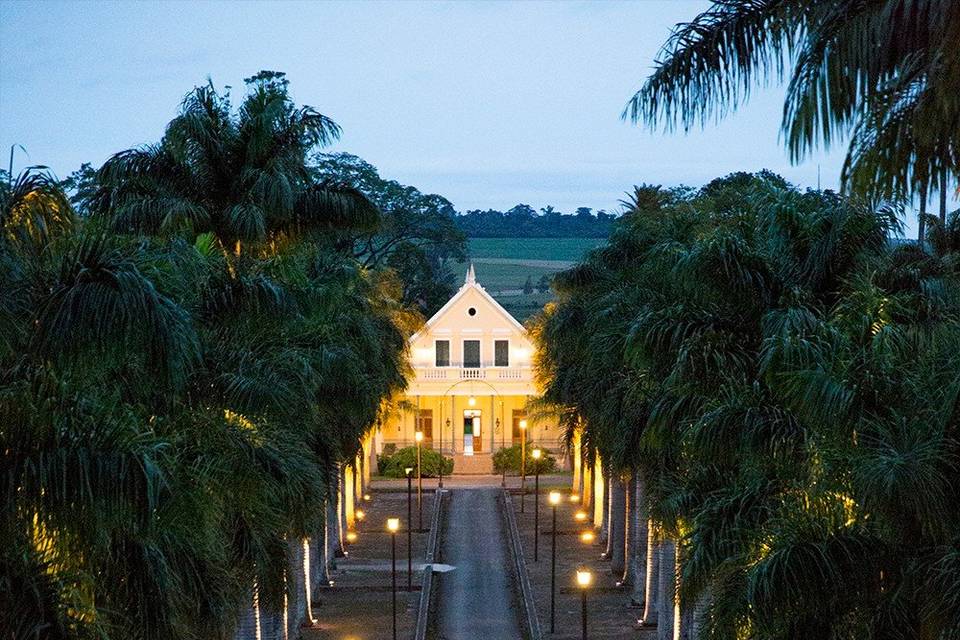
[[549, 490, 561, 633], [577, 569, 592, 640], [415, 431, 423, 530], [519, 419, 528, 513], [441, 418, 449, 489], [405, 467, 413, 590], [497, 418, 505, 488], [532, 448, 542, 561], [387, 518, 400, 640]]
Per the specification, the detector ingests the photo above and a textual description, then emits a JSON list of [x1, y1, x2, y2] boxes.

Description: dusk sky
[[2, 1, 872, 221]]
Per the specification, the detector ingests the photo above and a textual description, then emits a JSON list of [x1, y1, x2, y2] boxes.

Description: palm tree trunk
[[572, 429, 582, 494], [679, 601, 694, 640], [609, 474, 627, 576], [336, 464, 347, 556], [577, 450, 585, 501], [689, 589, 710, 639], [326, 462, 343, 564], [592, 452, 605, 526], [324, 503, 337, 570], [941, 166, 949, 225], [591, 453, 606, 528], [601, 467, 612, 553], [310, 529, 327, 602], [343, 464, 355, 530], [656, 539, 676, 640], [621, 471, 636, 585], [362, 433, 372, 489], [581, 454, 592, 512], [919, 183, 928, 247], [627, 472, 648, 606], [639, 523, 659, 625]]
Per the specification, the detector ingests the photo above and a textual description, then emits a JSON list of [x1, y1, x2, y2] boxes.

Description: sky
[[1, 0, 912, 227]]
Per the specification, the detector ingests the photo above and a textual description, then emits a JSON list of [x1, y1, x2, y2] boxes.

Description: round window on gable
[[467, 307, 477, 317]]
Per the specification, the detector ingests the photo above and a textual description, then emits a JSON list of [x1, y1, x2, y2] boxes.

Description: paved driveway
[[435, 488, 523, 639]]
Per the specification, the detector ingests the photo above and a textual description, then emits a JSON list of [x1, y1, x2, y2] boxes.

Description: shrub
[[378, 446, 454, 478], [377, 443, 398, 474], [493, 444, 557, 474]]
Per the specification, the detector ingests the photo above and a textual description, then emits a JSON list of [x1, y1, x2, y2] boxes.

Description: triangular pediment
[[410, 267, 526, 343]]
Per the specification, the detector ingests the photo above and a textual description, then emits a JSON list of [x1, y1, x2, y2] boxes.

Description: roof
[[409, 263, 526, 343]]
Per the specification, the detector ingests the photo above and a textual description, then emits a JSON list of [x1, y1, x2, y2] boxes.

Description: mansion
[[375, 265, 563, 474]]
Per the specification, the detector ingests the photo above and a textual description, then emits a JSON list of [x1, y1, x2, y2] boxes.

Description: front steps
[[452, 453, 494, 474]]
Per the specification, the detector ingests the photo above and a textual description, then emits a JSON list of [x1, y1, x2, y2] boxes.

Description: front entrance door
[[463, 410, 482, 455]]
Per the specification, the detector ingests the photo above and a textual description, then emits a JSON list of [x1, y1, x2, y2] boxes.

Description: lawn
[[450, 237, 605, 321], [452, 262, 557, 293], [466, 237, 606, 262]]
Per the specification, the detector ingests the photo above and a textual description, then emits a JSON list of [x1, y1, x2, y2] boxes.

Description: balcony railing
[[415, 366, 531, 382]]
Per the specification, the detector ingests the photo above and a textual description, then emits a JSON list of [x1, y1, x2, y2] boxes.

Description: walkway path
[[435, 488, 523, 639]]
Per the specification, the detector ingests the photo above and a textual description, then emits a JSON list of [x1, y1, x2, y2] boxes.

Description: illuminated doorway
[[463, 409, 482, 455]]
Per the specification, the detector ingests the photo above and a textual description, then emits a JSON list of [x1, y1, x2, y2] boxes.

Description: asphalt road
[[435, 488, 523, 640]]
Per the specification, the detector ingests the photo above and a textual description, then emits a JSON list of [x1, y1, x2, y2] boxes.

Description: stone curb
[[413, 488, 445, 640], [502, 489, 543, 640]]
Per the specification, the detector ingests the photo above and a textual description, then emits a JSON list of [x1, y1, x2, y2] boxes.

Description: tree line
[[456, 204, 617, 238], [534, 2, 959, 638], [2, 71, 416, 640], [533, 171, 960, 639]]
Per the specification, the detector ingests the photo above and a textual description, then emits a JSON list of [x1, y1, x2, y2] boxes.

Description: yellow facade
[[376, 265, 563, 474]]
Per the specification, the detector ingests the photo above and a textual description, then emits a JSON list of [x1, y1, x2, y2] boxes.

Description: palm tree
[[533, 171, 960, 638], [90, 71, 379, 256], [2, 76, 415, 639], [625, 1, 959, 233]]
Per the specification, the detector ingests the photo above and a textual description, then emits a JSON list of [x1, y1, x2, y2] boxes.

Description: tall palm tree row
[[1, 72, 415, 640], [531, 172, 960, 639], [625, 0, 959, 236]]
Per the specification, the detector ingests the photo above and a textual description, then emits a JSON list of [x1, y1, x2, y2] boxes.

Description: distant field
[[466, 237, 606, 262], [499, 292, 555, 322], [451, 237, 606, 321]]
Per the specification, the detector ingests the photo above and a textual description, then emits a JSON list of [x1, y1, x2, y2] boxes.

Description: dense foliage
[[532, 171, 960, 638], [492, 444, 558, 475], [1, 72, 415, 640], [627, 0, 959, 236], [376, 446, 454, 478], [457, 204, 616, 238], [312, 153, 467, 314]]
